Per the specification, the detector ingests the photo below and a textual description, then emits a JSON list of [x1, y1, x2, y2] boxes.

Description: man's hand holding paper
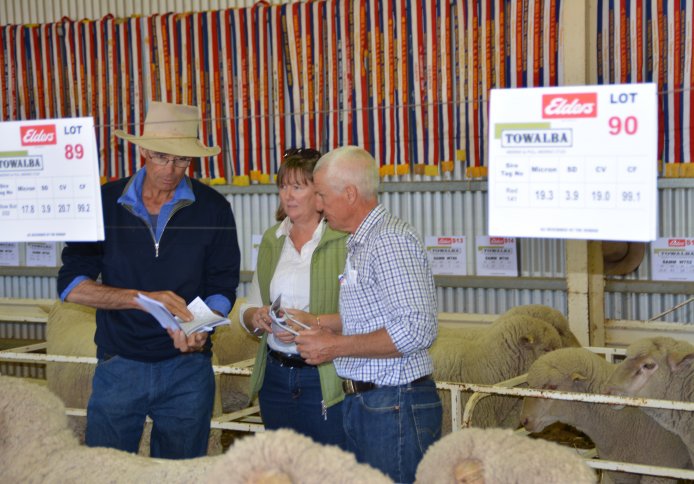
[[134, 293, 230, 343]]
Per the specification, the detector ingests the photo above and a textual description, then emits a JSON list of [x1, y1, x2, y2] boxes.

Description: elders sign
[[0, 117, 104, 242], [488, 84, 657, 242]]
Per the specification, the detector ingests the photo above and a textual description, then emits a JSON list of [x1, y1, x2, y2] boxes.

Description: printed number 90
[[608, 116, 638, 135]]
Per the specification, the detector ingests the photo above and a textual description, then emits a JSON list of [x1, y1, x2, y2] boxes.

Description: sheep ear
[[571, 372, 588, 382], [667, 351, 694, 372], [570, 371, 588, 390], [520, 335, 535, 348]]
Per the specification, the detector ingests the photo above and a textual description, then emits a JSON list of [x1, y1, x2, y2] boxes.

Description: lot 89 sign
[[0, 117, 104, 242], [488, 83, 657, 242]]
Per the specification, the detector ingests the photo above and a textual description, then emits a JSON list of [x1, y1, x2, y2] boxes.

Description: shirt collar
[[275, 217, 326, 242], [117, 166, 195, 209], [347, 204, 386, 250]]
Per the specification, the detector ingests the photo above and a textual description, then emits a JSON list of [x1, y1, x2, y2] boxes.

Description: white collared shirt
[[239, 218, 325, 353]]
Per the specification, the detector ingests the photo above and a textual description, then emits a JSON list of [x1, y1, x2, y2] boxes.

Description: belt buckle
[[343, 379, 357, 395]]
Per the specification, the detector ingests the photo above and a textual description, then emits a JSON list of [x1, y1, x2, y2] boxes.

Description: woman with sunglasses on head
[[238, 148, 347, 447]]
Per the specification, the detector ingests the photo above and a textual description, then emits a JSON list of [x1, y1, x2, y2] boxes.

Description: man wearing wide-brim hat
[[57, 101, 240, 459]]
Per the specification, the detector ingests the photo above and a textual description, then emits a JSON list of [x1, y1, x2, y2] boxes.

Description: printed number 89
[[65, 144, 84, 159]]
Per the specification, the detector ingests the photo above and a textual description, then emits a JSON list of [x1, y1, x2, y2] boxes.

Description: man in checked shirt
[[292, 145, 442, 484]]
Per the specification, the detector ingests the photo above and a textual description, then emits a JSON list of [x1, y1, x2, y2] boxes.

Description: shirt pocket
[[339, 279, 381, 330]]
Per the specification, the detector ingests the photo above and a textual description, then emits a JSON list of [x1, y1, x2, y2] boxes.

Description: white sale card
[[0, 117, 104, 242], [488, 83, 657, 242]]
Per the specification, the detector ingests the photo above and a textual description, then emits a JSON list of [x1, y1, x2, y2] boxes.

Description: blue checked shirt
[[336, 204, 438, 386]]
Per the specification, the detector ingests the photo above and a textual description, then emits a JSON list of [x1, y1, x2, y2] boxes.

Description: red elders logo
[[489, 237, 507, 244], [438, 237, 465, 244], [668, 239, 686, 247], [20, 125, 57, 146], [542, 93, 597, 118]]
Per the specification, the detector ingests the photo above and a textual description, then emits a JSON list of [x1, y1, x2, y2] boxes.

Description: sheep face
[[606, 354, 659, 399], [606, 337, 694, 401], [517, 323, 562, 367], [521, 356, 588, 433], [521, 390, 558, 433]]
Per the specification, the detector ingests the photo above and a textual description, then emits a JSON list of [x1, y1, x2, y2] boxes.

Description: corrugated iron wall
[[1, 276, 58, 299], [225, 186, 573, 314], [2, 183, 693, 322]]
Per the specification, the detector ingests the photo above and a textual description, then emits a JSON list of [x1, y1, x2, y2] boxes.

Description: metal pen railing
[[2, 345, 694, 480]]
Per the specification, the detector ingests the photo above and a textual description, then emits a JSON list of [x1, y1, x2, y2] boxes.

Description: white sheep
[[206, 429, 392, 483], [45, 301, 97, 410], [209, 297, 260, 413], [522, 347, 691, 484], [0, 375, 392, 484], [441, 304, 580, 349], [415, 427, 597, 483], [0, 374, 220, 483], [45, 301, 224, 455], [606, 337, 694, 463], [497, 304, 582, 348], [431, 315, 563, 431]]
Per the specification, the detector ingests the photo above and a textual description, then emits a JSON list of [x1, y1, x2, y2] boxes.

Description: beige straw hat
[[114, 101, 220, 157]]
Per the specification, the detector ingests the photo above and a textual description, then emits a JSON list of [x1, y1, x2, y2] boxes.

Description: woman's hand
[[282, 308, 317, 330], [250, 306, 274, 335], [273, 325, 297, 343]]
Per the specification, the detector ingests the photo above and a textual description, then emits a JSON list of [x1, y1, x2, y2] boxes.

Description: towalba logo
[[20, 125, 57, 146], [668, 239, 686, 247], [542, 93, 598, 118]]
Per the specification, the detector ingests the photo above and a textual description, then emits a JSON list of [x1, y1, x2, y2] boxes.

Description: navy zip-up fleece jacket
[[57, 171, 240, 362]]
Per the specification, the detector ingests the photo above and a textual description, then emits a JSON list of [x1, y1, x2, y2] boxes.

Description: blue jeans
[[259, 352, 345, 448], [343, 379, 442, 483], [85, 352, 215, 459]]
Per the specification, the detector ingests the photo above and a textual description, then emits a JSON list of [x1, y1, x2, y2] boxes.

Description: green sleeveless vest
[[248, 222, 348, 408]]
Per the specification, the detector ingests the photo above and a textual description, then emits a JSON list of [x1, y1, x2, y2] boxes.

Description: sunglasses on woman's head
[[283, 148, 322, 160]]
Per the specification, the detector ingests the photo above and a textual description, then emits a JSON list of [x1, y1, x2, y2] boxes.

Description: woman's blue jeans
[[259, 352, 345, 448], [85, 352, 215, 459], [342, 379, 442, 483]]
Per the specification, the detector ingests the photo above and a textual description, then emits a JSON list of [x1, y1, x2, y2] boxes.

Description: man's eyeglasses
[[148, 152, 192, 168], [283, 148, 322, 160]]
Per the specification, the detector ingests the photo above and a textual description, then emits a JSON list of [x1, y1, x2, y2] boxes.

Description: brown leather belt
[[268, 349, 314, 368], [342, 375, 432, 395]]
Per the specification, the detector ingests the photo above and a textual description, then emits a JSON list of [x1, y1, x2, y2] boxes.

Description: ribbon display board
[[0, 0, 563, 183]]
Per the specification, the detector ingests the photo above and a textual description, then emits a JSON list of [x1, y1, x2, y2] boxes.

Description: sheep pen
[[431, 312, 564, 432], [1, 375, 390, 483], [606, 337, 694, 463], [209, 297, 260, 413], [45, 302, 224, 455], [522, 347, 691, 483]]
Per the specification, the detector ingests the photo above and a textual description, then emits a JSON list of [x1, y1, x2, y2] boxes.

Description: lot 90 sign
[[489, 83, 657, 242]]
